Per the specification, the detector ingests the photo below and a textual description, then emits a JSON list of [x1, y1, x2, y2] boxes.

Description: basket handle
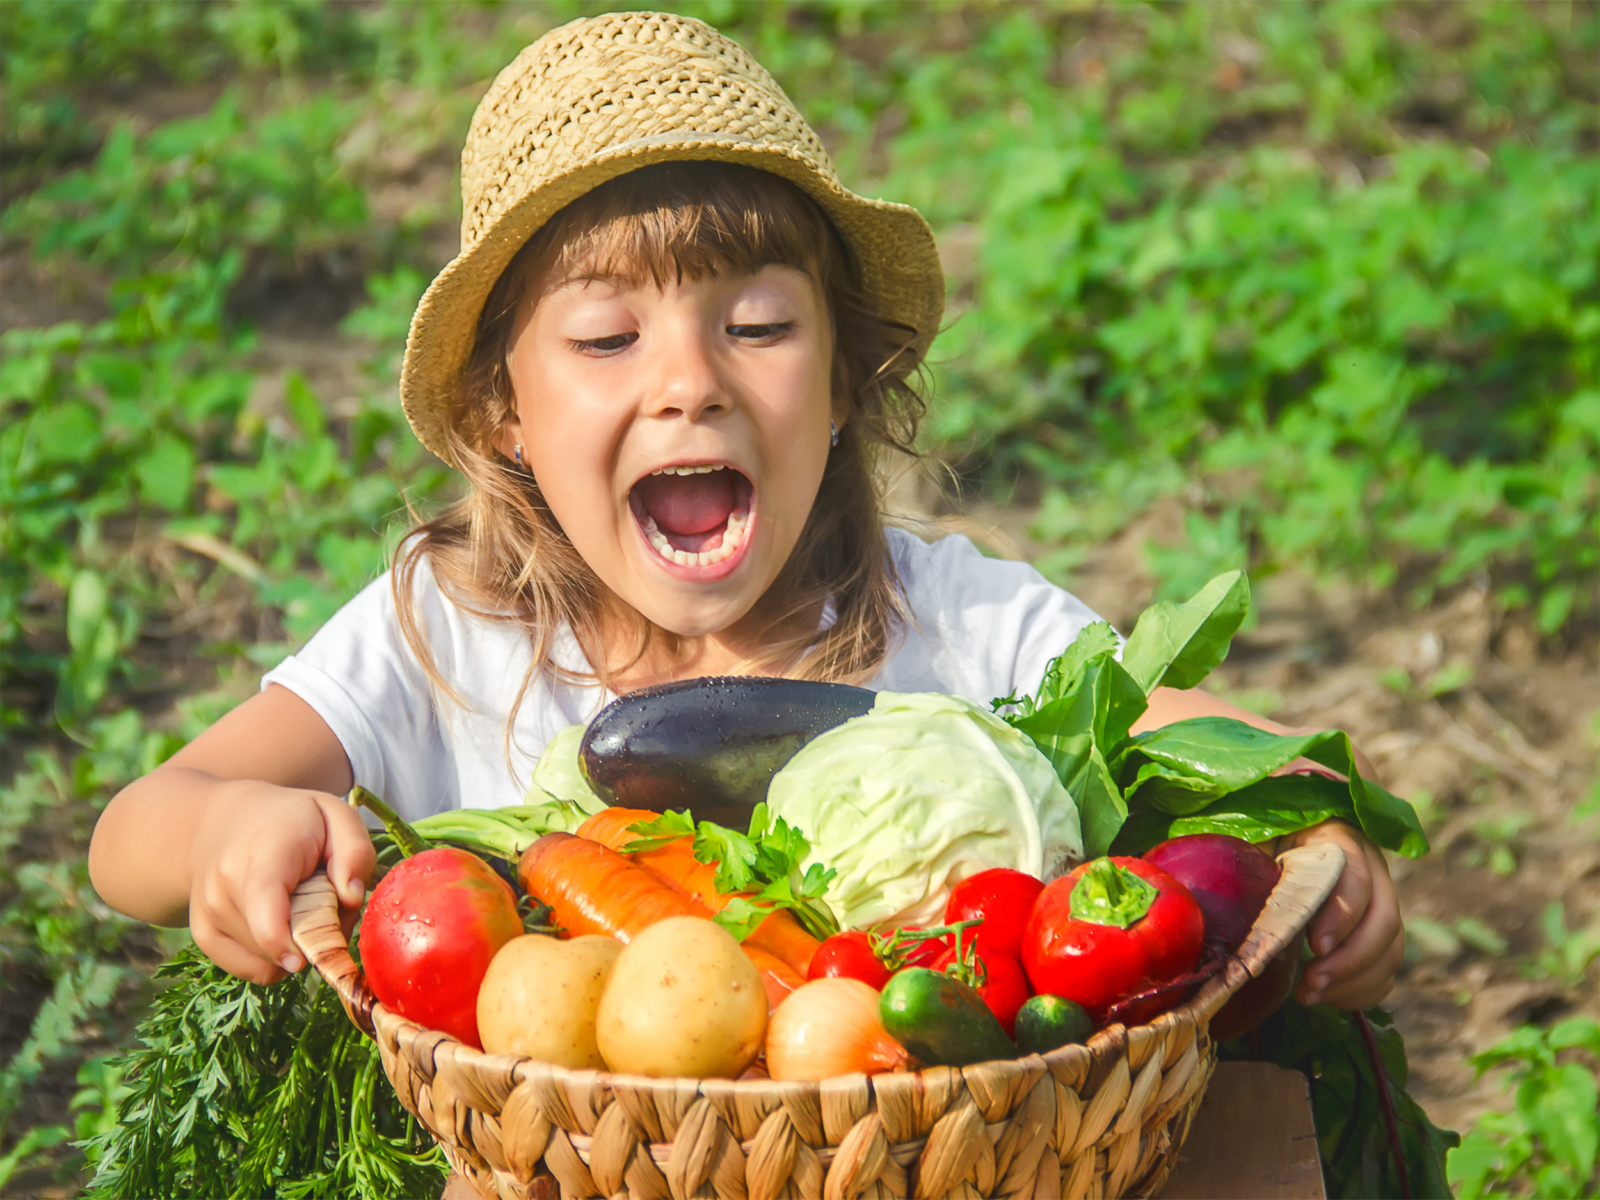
[[1189, 841, 1347, 1022], [289, 871, 378, 1035]]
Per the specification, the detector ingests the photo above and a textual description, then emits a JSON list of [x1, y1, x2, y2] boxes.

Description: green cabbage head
[[766, 691, 1082, 928]]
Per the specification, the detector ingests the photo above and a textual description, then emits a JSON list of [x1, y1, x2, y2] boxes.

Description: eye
[[727, 321, 795, 344], [569, 332, 637, 355]]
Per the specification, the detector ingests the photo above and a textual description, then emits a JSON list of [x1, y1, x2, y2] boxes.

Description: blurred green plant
[[1449, 1018, 1600, 1200]]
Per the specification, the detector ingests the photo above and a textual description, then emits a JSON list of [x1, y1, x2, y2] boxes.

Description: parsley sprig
[[626, 804, 841, 941]]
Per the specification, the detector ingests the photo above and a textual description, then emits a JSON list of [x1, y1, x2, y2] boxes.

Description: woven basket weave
[[291, 843, 1343, 1200]]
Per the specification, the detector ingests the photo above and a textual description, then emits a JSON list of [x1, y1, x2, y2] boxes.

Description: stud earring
[[514, 444, 524, 468], [829, 421, 839, 447]]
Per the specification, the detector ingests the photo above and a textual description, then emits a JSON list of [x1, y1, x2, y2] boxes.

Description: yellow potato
[[477, 934, 621, 1066], [596, 916, 767, 1078]]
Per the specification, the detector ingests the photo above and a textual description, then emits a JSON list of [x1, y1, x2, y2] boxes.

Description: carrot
[[519, 832, 798, 1011], [578, 808, 720, 899], [743, 912, 821, 977], [744, 944, 804, 1011], [519, 832, 705, 941], [576, 809, 822, 976]]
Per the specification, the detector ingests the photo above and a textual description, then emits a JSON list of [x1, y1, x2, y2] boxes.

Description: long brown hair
[[393, 161, 928, 730]]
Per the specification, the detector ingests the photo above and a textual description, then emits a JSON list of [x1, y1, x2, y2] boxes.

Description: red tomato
[[807, 931, 893, 990], [1021, 857, 1204, 1022], [358, 847, 523, 1047], [933, 944, 1032, 1036], [945, 868, 1045, 960]]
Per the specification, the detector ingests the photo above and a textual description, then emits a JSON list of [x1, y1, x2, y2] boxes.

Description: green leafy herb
[[621, 808, 696, 852], [83, 946, 444, 1200], [628, 805, 840, 941]]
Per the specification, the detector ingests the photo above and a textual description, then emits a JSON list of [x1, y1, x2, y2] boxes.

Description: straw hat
[[399, 10, 946, 466]]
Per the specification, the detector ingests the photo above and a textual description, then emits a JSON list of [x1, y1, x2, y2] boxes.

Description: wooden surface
[[440, 1060, 1324, 1199], [1155, 1061, 1325, 1199]]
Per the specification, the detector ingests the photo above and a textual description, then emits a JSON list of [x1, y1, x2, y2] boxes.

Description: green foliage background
[[1, 0, 1596, 1194]]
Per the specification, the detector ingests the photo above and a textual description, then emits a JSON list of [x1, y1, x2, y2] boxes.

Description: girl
[[89, 11, 1400, 1015]]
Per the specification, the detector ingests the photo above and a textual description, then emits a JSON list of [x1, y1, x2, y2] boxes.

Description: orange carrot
[[577, 809, 822, 976], [744, 912, 821, 977], [519, 832, 705, 941], [744, 944, 804, 1012], [519, 832, 798, 1011]]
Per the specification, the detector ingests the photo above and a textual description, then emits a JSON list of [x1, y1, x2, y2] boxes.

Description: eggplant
[[579, 676, 876, 827]]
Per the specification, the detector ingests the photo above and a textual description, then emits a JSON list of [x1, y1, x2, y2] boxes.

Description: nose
[[644, 318, 728, 424]]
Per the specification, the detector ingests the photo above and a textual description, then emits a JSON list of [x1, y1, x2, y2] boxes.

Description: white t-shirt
[[261, 527, 1108, 821]]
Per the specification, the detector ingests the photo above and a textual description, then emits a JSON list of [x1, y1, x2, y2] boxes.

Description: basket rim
[[289, 842, 1345, 1098]]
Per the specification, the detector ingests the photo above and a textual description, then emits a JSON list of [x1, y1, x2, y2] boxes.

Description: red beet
[[1143, 834, 1280, 950], [358, 846, 523, 1047], [1143, 834, 1294, 1037]]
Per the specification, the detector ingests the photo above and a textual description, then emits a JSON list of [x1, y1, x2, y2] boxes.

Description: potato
[[476, 934, 621, 1066], [596, 917, 767, 1078]]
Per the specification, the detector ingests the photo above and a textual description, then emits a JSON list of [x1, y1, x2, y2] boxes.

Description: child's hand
[[187, 781, 374, 986], [1282, 819, 1404, 1009]]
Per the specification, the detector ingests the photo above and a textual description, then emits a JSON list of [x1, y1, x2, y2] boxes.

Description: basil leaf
[[1120, 569, 1250, 694]]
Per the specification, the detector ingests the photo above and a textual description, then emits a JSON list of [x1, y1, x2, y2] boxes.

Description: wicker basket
[[290, 843, 1344, 1200]]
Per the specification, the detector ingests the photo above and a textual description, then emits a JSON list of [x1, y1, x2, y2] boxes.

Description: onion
[[765, 978, 911, 1081]]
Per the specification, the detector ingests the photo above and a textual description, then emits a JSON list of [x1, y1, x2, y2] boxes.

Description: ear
[[494, 412, 525, 464]]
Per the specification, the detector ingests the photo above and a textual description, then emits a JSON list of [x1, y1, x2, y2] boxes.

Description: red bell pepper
[[1020, 856, 1204, 1022]]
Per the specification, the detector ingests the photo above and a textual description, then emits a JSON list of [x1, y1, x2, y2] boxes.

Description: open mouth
[[628, 463, 755, 571]]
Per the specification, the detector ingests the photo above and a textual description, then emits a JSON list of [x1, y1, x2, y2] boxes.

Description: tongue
[[635, 471, 736, 536]]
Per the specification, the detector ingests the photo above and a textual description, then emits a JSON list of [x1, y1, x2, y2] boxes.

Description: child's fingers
[[1312, 927, 1405, 1009], [1304, 835, 1374, 958], [240, 873, 303, 974], [191, 901, 287, 986], [317, 795, 377, 909], [1298, 844, 1400, 1004]]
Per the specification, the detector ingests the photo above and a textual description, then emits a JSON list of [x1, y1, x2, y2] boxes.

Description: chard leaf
[[1009, 660, 1142, 857], [1114, 717, 1430, 857], [1009, 621, 1124, 715], [1110, 774, 1354, 854], [1120, 569, 1250, 694]]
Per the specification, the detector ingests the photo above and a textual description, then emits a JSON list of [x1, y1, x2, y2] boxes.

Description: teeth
[[641, 508, 751, 568], [650, 464, 726, 476]]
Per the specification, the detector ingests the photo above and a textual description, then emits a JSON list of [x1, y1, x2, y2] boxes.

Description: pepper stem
[[1068, 858, 1158, 928]]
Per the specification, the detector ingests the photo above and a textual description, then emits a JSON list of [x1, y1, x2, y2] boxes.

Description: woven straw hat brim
[[398, 12, 945, 467]]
